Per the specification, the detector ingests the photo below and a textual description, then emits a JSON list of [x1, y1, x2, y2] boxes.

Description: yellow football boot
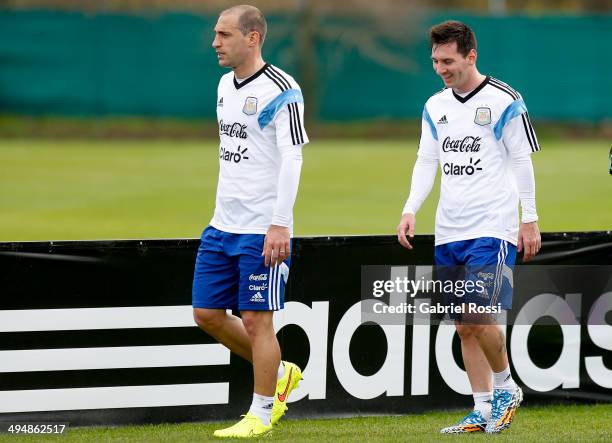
[[213, 412, 273, 438], [271, 361, 303, 425]]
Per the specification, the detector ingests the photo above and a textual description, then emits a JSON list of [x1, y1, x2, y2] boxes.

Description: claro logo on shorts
[[249, 273, 268, 281], [249, 284, 268, 291]]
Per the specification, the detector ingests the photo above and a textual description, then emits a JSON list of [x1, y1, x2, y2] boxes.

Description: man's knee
[[456, 322, 485, 340], [193, 308, 226, 332], [241, 310, 273, 337]]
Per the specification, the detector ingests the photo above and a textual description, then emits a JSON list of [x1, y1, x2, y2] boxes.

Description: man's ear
[[249, 31, 261, 47], [467, 48, 477, 65]]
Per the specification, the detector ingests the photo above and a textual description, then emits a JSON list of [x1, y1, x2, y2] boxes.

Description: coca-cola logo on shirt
[[219, 120, 248, 139], [442, 136, 481, 153]]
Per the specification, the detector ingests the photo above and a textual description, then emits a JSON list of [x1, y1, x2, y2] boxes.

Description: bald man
[[192, 5, 308, 438]]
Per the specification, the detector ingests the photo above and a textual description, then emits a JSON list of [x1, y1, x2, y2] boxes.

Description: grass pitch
[[0, 404, 609, 442], [0, 138, 610, 241]]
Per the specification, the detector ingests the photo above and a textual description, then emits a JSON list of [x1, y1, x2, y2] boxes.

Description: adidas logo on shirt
[[249, 292, 265, 303], [437, 115, 448, 124], [217, 97, 223, 107]]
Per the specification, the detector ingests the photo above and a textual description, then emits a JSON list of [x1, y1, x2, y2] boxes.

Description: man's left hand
[[263, 225, 290, 267], [517, 221, 541, 262]]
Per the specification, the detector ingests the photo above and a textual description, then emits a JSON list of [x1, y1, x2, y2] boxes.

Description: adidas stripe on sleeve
[[263, 65, 308, 147], [488, 78, 540, 154]]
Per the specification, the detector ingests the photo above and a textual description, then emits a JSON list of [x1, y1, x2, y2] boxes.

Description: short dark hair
[[221, 5, 267, 47], [429, 20, 477, 57]]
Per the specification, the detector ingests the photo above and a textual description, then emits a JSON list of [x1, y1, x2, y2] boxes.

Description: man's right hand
[[397, 213, 416, 250]]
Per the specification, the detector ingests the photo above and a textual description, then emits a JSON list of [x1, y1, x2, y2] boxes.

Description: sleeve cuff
[[271, 215, 291, 227], [402, 202, 417, 215]]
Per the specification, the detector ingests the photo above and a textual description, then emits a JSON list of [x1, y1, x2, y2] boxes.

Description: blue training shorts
[[434, 237, 517, 313], [192, 226, 290, 311]]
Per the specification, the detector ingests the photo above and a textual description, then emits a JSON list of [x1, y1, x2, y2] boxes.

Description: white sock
[[473, 391, 492, 420], [249, 393, 274, 426], [493, 366, 516, 391], [277, 361, 285, 380]]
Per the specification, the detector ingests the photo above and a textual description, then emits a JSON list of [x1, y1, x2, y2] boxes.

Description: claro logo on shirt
[[220, 146, 249, 163], [443, 157, 483, 176], [219, 120, 248, 139]]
